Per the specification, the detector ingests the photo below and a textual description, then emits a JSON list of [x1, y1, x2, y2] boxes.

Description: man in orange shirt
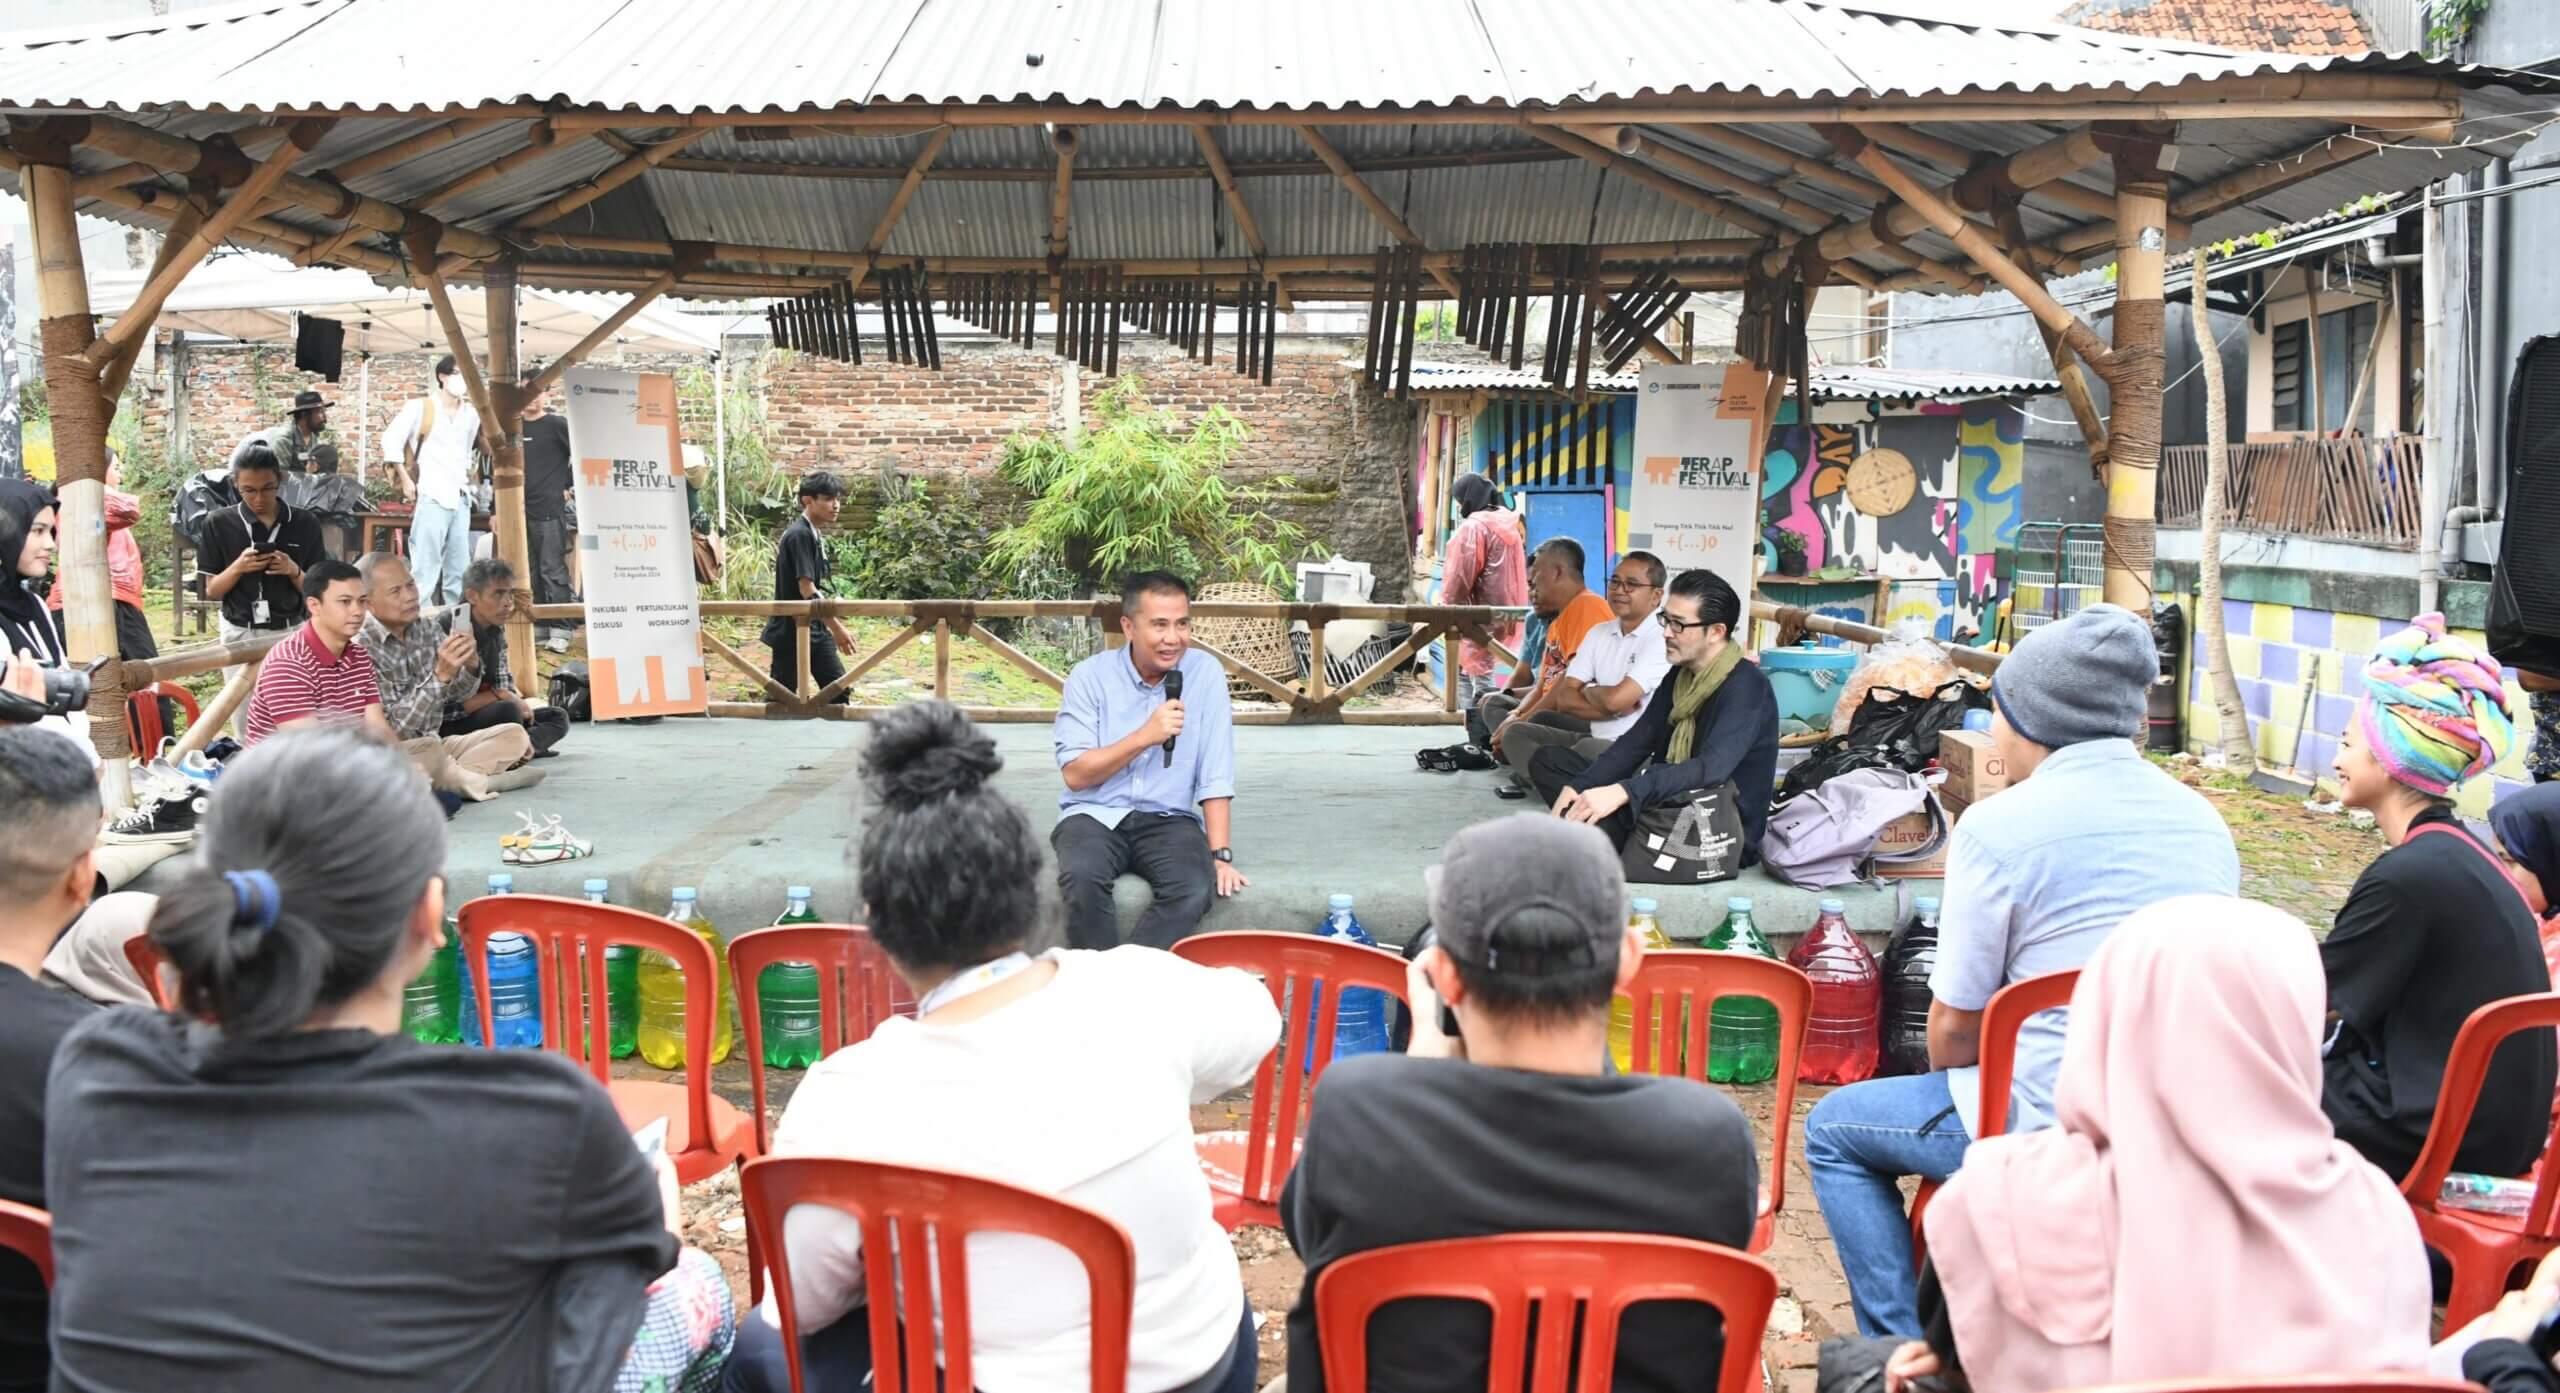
[[1484, 539, 1614, 796]]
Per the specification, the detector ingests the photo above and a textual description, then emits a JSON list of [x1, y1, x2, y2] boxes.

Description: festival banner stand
[[562, 367, 707, 718], [1628, 362, 1771, 649]]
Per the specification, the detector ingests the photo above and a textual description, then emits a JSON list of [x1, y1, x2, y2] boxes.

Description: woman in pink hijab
[[1885, 895, 2432, 1393]]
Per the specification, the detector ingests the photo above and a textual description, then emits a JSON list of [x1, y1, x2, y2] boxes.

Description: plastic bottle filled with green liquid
[[1702, 895, 1781, 1084], [587, 879, 640, 1059], [637, 887, 733, 1069], [1606, 897, 1677, 1073], [401, 914, 462, 1044], [759, 887, 825, 1069]]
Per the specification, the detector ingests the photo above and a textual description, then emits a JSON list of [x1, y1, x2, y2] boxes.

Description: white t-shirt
[[1565, 611, 1672, 740], [762, 945, 1279, 1393], [379, 393, 481, 507]]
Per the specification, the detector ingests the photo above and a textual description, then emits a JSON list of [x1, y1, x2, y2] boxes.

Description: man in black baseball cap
[[765, 468, 854, 702], [1278, 815, 1758, 1393]]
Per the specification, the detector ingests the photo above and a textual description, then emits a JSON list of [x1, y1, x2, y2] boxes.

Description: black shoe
[[1450, 744, 1498, 771], [102, 790, 202, 844], [533, 747, 561, 759], [434, 790, 468, 819]]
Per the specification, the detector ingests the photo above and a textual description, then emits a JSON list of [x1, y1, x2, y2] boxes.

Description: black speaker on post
[[295, 314, 344, 383]]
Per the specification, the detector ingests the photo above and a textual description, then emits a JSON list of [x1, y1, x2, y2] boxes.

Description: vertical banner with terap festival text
[[563, 367, 706, 718], [1628, 363, 1768, 644]]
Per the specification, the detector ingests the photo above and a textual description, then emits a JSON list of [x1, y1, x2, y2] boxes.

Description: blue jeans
[[411, 497, 472, 606], [1804, 1071, 1973, 1338]]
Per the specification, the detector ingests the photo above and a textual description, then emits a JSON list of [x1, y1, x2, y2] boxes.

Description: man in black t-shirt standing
[[518, 376, 579, 653], [0, 727, 106, 1393], [1281, 814, 1759, 1393], [765, 470, 855, 703]]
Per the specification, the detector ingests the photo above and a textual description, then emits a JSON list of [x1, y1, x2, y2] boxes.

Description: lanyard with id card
[[239, 502, 284, 625]]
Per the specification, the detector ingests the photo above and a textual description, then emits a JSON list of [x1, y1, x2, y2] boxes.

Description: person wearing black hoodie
[[0, 480, 85, 762]]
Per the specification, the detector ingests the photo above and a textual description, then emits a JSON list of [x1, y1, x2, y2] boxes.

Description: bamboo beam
[[1994, 196, 2109, 471], [415, 121, 565, 211], [703, 629, 797, 705], [523, 254, 700, 397], [1520, 125, 1780, 240], [25, 156, 128, 800], [810, 619, 929, 705], [1761, 123, 2108, 281], [68, 112, 504, 262], [1049, 125, 1077, 262], [1669, 123, 1890, 203], [1292, 123, 1463, 297], [322, 116, 510, 185], [69, 162, 159, 198], [509, 128, 710, 231], [172, 663, 257, 758], [1826, 126, 2116, 368], [1191, 126, 1269, 260], [864, 126, 952, 257], [957, 620, 1066, 692], [655, 143, 1579, 184], [1752, 599, 2002, 675], [1187, 635, 1316, 712], [405, 228, 502, 442], [1313, 622, 1449, 713], [96, 201, 205, 412], [514, 233, 1760, 278], [81, 119, 333, 369]]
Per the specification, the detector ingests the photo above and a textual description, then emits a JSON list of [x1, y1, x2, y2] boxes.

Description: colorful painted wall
[[1461, 391, 2028, 646], [2171, 593, 2539, 816]]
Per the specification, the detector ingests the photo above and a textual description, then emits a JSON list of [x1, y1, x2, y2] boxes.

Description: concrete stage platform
[[157, 720, 1935, 951]]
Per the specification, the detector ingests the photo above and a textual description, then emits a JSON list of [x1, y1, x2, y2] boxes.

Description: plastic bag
[[1777, 679, 1990, 805], [1830, 625, 1961, 736]]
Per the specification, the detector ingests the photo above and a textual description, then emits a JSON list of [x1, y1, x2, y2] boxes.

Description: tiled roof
[[2060, 0, 2370, 56]]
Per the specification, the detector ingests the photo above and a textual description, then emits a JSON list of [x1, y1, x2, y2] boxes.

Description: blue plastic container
[[1760, 644, 1862, 734], [459, 873, 544, 1049], [1302, 894, 1390, 1071]]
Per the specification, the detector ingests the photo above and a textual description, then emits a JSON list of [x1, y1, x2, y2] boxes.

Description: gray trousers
[[529, 515, 577, 634], [1500, 718, 1609, 786]]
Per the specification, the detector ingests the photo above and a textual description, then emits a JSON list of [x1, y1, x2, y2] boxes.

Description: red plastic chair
[[0, 1197, 50, 1289], [1621, 950, 1813, 1253], [1170, 930, 1411, 1230], [1314, 1232, 1778, 1393], [121, 930, 176, 1011], [1908, 967, 2082, 1272], [124, 681, 200, 757], [2397, 992, 2560, 1328], [739, 1156, 1136, 1393], [459, 895, 756, 1184], [726, 924, 917, 1154]]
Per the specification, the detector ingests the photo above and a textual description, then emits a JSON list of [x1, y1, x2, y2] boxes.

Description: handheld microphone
[[1162, 669, 1184, 766]]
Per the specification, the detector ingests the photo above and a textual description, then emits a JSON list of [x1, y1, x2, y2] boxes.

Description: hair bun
[[863, 700, 1002, 808]]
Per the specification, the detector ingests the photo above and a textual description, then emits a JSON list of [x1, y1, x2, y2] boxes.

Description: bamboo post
[[481, 260, 534, 690], [2097, 125, 2174, 611], [172, 663, 258, 758], [932, 618, 951, 695], [24, 155, 129, 806], [1305, 621, 1329, 700], [795, 617, 815, 701], [1442, 632, 1458, 712]]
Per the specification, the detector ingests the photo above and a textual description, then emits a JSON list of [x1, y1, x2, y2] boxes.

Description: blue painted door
[[1519, 489, 1610, 593]]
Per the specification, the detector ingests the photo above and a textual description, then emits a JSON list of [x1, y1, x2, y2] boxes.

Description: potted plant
[[1774, 528, 1810, 577]]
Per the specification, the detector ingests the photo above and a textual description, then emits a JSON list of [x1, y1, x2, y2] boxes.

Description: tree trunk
[[2191, 244, 2257, 771]]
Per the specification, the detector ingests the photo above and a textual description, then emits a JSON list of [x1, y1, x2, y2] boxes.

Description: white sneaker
[[544, 634, 571, 653]]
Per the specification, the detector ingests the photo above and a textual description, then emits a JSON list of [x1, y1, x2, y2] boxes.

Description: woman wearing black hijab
[[0, 480, 65, 671], [2492, 783, 2560, 929]]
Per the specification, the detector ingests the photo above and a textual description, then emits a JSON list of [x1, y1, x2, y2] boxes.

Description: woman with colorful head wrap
[[2322, 613, 2554, 1180]]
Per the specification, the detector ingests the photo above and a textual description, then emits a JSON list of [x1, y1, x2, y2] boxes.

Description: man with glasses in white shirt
[[1495, 550, 1670, 789]]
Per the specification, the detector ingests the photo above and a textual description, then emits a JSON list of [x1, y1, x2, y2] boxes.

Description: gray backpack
[[1762, 767, 1948, 889]]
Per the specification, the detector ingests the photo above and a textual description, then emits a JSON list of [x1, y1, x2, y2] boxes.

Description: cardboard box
[[1873, 794, 1964, 880], [1938, 729, 2010, 805]]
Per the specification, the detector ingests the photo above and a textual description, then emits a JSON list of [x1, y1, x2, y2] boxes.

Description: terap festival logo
[[1642, 454, 1753, 490]]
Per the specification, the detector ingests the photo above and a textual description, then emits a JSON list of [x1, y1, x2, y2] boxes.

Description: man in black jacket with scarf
[[1529, 567, 1780, 865]]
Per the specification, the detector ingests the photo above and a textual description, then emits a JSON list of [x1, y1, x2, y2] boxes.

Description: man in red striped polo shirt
[[243, 559, 396, 746]]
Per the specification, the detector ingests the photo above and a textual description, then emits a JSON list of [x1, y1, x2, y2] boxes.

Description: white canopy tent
[[84, 250, 720, 479]]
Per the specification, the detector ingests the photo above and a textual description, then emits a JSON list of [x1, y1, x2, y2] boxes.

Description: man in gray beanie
[[1804, 602, 2240, 1339], [1279, 814, 1758, 1393]]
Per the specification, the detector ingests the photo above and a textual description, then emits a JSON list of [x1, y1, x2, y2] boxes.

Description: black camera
[[0, 659, 96, 726]]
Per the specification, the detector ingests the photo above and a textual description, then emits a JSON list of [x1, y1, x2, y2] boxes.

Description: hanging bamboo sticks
[[1595, 264, 1691, 375], [942, 270, 1042, 348], [874, 261, 940, 368], [1365, 245, 1422, 399]]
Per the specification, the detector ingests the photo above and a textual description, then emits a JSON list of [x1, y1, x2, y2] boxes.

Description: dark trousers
[[1527, 742, 1636, 847], [113, 601, 179, 744], [1051, 811, 1215, 951], [768, 625, 849, 704], [441, 698, 569, 754], [722, 1292, 1259, 1393], [529, 515, 577, 634]]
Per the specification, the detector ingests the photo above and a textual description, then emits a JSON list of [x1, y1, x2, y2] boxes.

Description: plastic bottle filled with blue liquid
[[459, 873, 545, 1049], [1303, 894, 1391, 1071]]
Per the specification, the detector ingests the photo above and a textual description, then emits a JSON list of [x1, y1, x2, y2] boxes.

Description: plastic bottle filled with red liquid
[[1787, 897, 1881, 1085]]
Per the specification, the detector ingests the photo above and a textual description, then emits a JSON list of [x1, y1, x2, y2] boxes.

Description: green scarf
[[1665, 641, 1743, 765]]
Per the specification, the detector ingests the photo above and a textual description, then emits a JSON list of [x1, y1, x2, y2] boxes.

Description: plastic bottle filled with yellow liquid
[[637, 886, 734, 1068], [1606, 897, 1677, 1073]]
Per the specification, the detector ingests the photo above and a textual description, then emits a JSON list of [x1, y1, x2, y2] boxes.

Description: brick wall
[[130, 333, 1418, 599]]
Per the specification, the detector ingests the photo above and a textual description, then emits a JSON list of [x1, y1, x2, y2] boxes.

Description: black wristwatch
[[1210, 848, 1234, 864]]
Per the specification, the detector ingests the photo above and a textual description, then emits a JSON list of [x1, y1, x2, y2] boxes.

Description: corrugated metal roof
[[1407, 361, 2059, 402], [0, 0, 2549, 302]]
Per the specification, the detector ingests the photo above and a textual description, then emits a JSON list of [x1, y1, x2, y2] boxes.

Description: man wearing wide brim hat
[[229, 389, 339, 477]]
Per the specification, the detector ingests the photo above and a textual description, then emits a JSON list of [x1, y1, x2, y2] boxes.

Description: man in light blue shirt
[[1053, 571, 1246, 949], [1803, 603, 2238, 1338]]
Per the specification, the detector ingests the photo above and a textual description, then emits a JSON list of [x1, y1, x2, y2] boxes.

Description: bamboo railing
[[525, 597, 1525, 725], [1752, 597, 2005, 676], [2157, 435, 2425, 549]]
